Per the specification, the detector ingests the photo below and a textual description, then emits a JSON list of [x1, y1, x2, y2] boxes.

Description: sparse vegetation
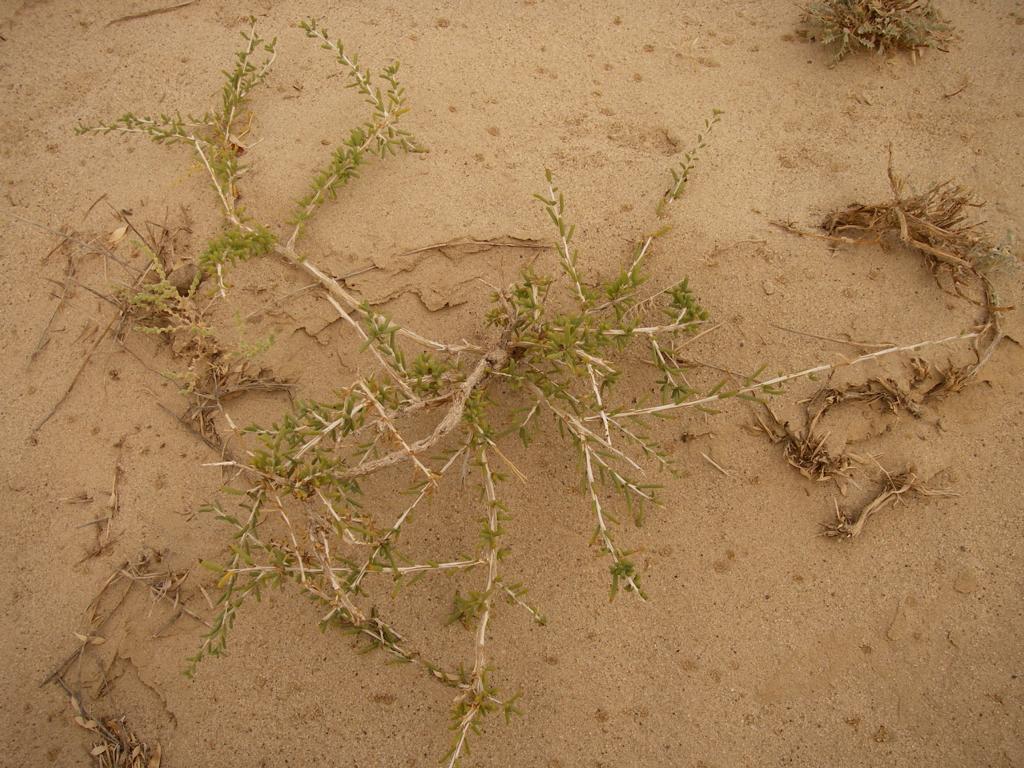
[[799, 0, 954, 62], [58, 14, 1015, 768]]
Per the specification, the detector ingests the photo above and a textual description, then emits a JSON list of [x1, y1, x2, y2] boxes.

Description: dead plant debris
[[756, 403, 862, 492], [65, 683, 162, 768], [44, 551, 198, 767], [43, 551, 207, 691], [799, 0, 954, 62], [822, 468, 956, 538], [819, 152, 1013, 370]]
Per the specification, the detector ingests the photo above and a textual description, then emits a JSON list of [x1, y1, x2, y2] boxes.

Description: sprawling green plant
[[79, 19, 740, 763], [799, 0, 953, 62]]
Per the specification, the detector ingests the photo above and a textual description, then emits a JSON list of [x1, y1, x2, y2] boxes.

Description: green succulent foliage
[[361, 305, 457, 394], [244, 387, 376, 501], [79, 19, 278, 292], [290, 18, 421, 241], [120, 251, 215, 351], [74, 112, 198, 144], [77, 19, 275, 156], [444, 669, 521, 762], [186, 493, 273, 677], [197, 225, 276, 277], [657, 109, 723, 217], [406, 351, 455, 395], [609, 558, 641, 600], [123, 260, 184, 318], [666, 278, 708, 325], [215, 26, 278, 138]]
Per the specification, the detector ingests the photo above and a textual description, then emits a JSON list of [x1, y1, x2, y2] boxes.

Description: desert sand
[[1, 1, 1022, 766]]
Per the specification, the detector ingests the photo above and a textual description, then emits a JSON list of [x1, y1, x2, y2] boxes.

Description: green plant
[[79, 18, 733, 763], [119, 248, 216, 379], [799, 0, 953, 62]]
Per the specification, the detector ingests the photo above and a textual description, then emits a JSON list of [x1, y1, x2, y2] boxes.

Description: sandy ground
[[2, 1, 1023, 766]]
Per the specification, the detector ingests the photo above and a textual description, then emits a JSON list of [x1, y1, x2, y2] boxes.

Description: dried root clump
[[182, 359, 291, 446], [800, 0, 954, 62], [822, 468, 955, 538], [802, 361, 972, 417], [72, 707, 161, 768], [755, 404, 862, 491], [802, 353, 954, 423], [763, 159, 1016, 537], [807, 375, 924, 420], [758, 349, 989, 500], [821, 155, 1014, 374]]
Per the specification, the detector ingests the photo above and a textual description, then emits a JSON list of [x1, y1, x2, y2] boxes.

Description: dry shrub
[[800, 0, 954, 62]]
